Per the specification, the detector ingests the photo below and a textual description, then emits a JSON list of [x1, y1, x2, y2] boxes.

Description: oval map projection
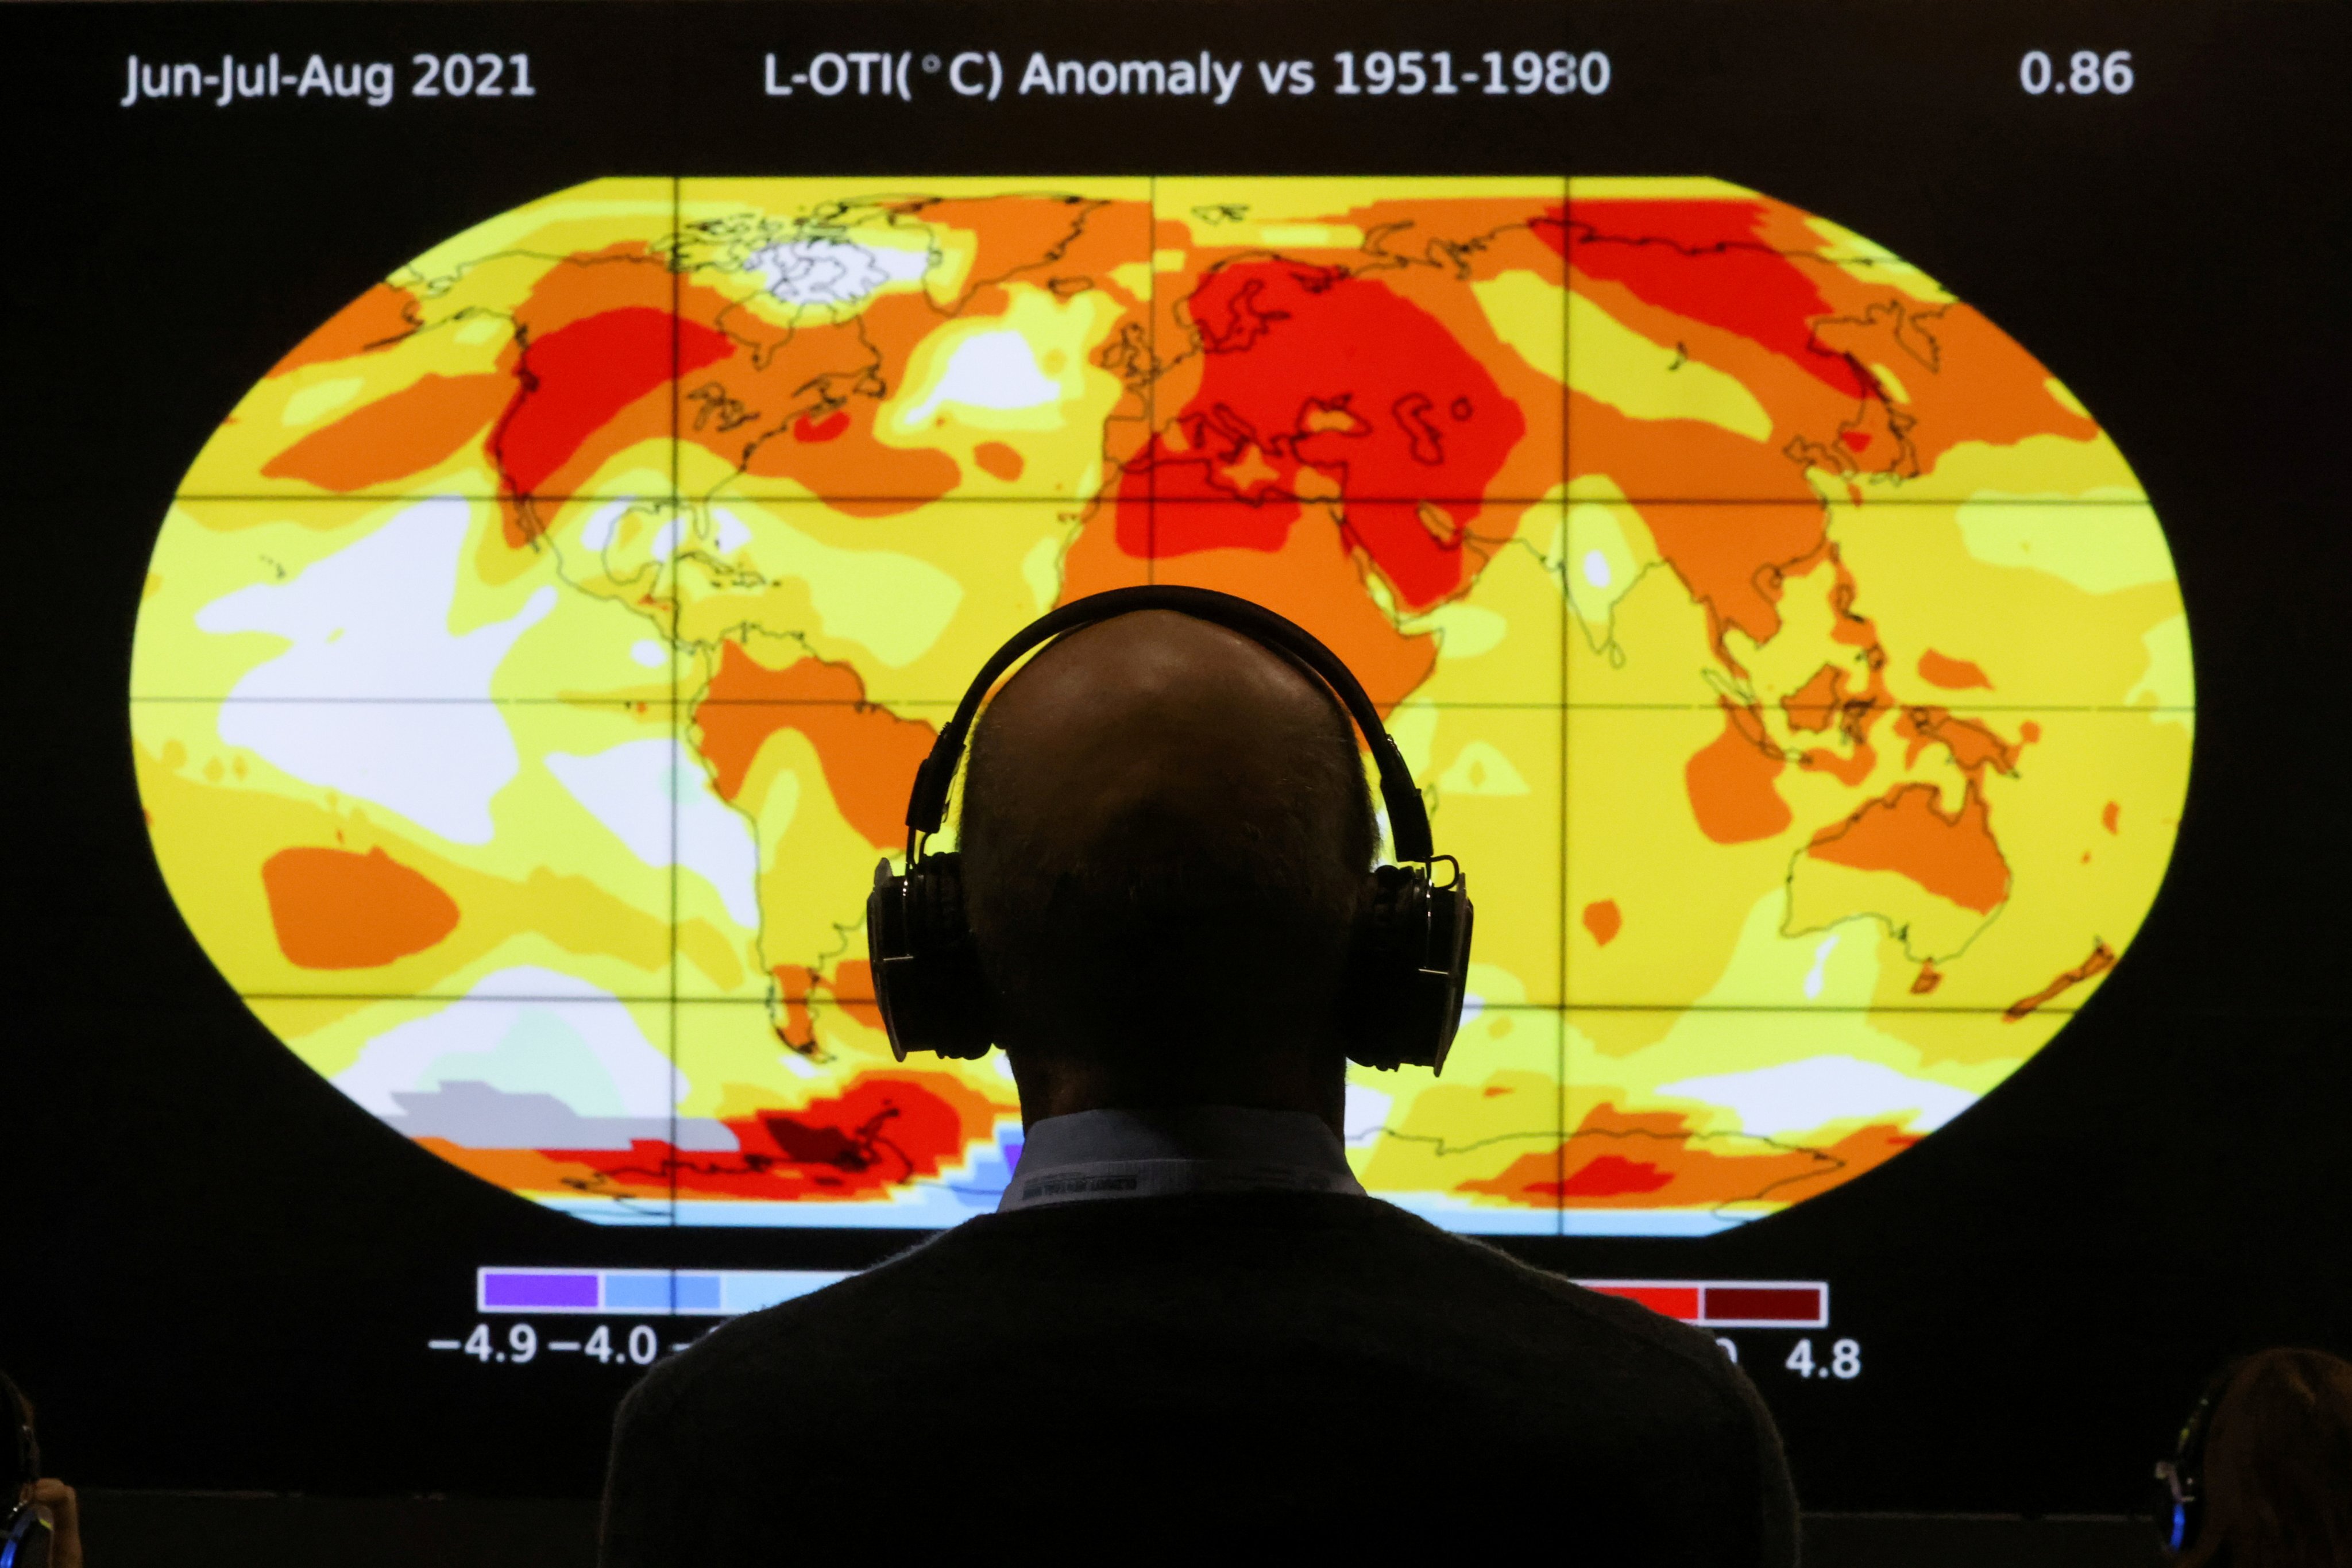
[[131, 178, 2193, 1235]]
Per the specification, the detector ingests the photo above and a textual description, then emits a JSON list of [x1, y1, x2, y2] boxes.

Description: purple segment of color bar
[[482, 1272, 598, 1310]]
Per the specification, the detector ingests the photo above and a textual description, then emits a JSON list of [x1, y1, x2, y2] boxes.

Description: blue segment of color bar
[[604, 1273, 721, 1312], [477, 1268, 851, 1315]]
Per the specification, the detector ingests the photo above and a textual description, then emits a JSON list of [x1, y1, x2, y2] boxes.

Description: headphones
[[1, 1373, 42, 1568], [2154, 1360, 2238, 1558], [866, 585, 1475, 1075]]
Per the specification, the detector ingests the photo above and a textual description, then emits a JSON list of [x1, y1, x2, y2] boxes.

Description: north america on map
[[132, 177, 2192, 1234]]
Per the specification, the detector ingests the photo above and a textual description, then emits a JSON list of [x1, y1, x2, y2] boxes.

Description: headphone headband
[[2156, 1355, 2243, 1557], [2, 1370, 36, 1499], [903, 585, 1434, 863], [871, 585, 1474, 1071]]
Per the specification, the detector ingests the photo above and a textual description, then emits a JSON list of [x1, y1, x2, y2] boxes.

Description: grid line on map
[[1146, 175, 1159, 589], [1555, 169, 1573, 1229], [163, 489, 2164, 508], [666, 31, 683, 1291], [667, 170, 685, 1234], [128, 695, 2195, 715], [233, 991, 2102, 1018]]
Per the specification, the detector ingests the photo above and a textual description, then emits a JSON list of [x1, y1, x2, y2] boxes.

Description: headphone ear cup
[[1342, 865, 1475, 1073], [868, 854, 994, 1061]]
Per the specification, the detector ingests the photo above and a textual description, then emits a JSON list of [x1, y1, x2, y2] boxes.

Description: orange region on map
[[905, 195, 1107, 307], [1075, 496, 1436, 713], [1782, 665, 1849, 733], [692, 643, 937, 850], [1918, 649, 1994, 690], [1561, 190, 2102, 485], [1898, 706, 2025, 780], [2004, 943, 2119, 1021], [1582, 899, 1624, 947], [1642, 508, 1829, 669], [770, 960, 890, 1055], [261, 372, 513, 492], [1824, 560, 1882, 657], [262, 846, 459, 969], [1459, 1101, 1922, 1209], [972, 441, 1025, 481], [1808, 782, 2012, 914], [1797, 739, 1881, 789], [266, 281, 418, 378], [1832, 303, 2102, 471], [696, 281, 967, 509], [1686, 701, 1792, 844]]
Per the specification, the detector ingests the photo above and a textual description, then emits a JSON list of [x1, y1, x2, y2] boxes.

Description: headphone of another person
[[2, 1373, 48, 1568]]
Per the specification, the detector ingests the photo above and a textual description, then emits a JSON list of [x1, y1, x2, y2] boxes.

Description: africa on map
[[132, 177, 2192, 1234]]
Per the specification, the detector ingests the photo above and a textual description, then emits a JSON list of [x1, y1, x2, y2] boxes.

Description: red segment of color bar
[[1574, 1280, 1828, 1329], [1584, 1284, 1702, 1320]]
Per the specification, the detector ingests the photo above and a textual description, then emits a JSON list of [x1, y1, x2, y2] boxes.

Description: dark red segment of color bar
[[1703, 1286, 1823, 1323]]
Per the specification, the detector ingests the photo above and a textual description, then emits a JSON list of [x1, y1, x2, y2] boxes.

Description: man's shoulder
[[616, 1229, 958, 1418], [639, 1191, 1739, 1411], [1259, 1193, 1760, 1411], [607, 1194, 1797, 1567]]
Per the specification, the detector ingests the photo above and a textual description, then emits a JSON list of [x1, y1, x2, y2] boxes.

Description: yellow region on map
[[131, 177, 2191, 1234]]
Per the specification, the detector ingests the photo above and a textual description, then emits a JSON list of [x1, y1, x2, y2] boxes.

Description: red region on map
[[1114, 259, 1525, 611]]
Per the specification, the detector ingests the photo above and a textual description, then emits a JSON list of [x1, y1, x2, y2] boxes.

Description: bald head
[[958, 611, 1377, 1117]]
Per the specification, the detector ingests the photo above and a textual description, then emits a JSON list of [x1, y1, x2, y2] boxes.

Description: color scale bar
[[477, 1268, 849, 1317], [1577, 1279, 1830, 1329], [479, 1269, 1826, 1328]]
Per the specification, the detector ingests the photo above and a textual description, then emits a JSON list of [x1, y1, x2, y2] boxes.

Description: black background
[[5, 0, 2347, 1516]]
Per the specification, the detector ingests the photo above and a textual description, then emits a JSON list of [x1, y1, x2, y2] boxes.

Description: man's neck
[[1008, 1059, 1347, 1138], [997, 1103, 1366, 1212]]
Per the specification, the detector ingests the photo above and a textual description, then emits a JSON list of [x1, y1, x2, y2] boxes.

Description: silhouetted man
[[601, 609, 1798, 1562]]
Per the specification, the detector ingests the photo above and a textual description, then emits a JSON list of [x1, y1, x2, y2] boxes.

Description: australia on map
[[132, 177, 2192, 1234]]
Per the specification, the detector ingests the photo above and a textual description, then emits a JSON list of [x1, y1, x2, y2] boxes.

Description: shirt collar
[[997, 1104, 1366, 1212]]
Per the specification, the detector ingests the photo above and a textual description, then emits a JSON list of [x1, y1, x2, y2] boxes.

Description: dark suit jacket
[[601, 1192, 1798, 1563]]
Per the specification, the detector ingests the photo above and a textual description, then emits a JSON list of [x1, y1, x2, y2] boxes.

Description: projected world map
[[132, 177, 2192, 1234]]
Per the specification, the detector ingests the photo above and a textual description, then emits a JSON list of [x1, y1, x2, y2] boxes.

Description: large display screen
[[10, 0, 2347, 1520]]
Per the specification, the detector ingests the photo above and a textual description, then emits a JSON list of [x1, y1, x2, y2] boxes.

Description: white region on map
[[749, 235, 933, 308], [543, 740, 763, 927], [195, 496, 553, 700], [1657, 1056, 1979, 1139], [335, 966, 682, 1117]]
